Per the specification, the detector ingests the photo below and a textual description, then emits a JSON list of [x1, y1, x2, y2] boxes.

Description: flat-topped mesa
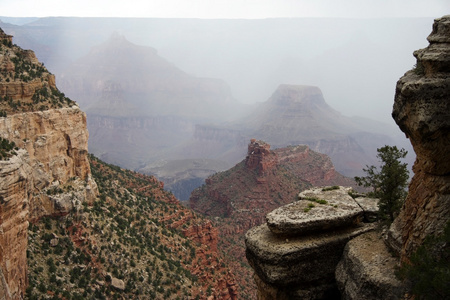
[[389, 15, 450, 260], [245, 139, 277, 176], [245, 186, 378, 299], [269, 84, 326, 107]]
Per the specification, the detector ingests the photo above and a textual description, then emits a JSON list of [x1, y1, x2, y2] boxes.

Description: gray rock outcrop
[[388, 15, 450, 260], [336, 231, 407, 300], [245, 186, 378, 299], [337, 15, 449, 300]]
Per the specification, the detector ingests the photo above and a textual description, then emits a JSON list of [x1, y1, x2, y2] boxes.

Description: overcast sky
[[0, 0, 448, 19]]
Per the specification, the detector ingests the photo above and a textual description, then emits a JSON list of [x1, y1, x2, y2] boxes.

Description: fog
[[0, 16, 435, 197], [1, 17, 433, 125]]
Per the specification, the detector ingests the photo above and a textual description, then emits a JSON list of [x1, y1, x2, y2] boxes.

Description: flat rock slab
[[353, 197, 379, 222], [245, 223, 376, 286], [266, 187, 364, 235], [336, 231, 407, 300]]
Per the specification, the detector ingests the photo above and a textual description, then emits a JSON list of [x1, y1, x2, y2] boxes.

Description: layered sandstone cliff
[[0, 107, 98, 220], [0, 29, 98, 299], [388, 15, 450, 260], [0, 149, 31, 299]]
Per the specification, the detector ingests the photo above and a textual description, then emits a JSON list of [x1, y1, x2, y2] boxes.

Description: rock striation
[[389, 15, 450, 260], [0, 29, 98, 299], [0, 149, 31, 299], [0, 107, 98, 220], [245, 186, 378, 299]]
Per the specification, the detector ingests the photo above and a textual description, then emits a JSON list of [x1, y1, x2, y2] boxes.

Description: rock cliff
[[245, 16, 450, 300], [333, 16, 449, 300], [190, 139, 356, 222], [0, 149, 31, 299], [189, 139, 357, 296], [245, 187, 378, 299], [0, 28, 98, 299], [0, 107, 98, 220], [388, 15, 450, 260]]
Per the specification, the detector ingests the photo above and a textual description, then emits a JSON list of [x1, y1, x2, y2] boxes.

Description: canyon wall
[[245, 16, 449, 299], [0, 29, 98, 299], [388, 15, 450, 260], [0, 107, 98, 220], [0, 150, 31, 299]]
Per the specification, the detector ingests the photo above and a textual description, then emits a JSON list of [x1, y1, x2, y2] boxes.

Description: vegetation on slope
[[26, 155, 235, 299], [190, 144, 357, 298], [0, 136, 18, 160], [0, 28, 75, 116]]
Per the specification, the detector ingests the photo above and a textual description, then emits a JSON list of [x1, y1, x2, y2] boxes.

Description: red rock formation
[[190, 139, 357, 297], [389, 15, 450, 260], [182, 219, 219, 252], [245, 139, 277, 176]]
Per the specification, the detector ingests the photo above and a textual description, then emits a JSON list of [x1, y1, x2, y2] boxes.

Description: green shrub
[[322, 186, 340, 191], [397, 221, 450, 299]]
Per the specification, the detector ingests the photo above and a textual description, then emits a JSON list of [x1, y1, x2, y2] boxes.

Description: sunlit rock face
[[388, 15, 450, 260]]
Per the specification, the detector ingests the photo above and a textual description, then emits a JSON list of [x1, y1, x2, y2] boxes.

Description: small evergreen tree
[[355, 145, 409, 222]]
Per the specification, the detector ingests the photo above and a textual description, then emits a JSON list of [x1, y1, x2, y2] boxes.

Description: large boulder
[[245, 186, 378, 299]]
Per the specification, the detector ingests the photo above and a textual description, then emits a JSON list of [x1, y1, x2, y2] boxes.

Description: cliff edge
[[0, 28, 98, 299], [388, 15, 450, 260]]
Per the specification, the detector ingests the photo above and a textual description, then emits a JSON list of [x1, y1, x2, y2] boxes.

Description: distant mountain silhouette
[[58, 33, 238, 120]]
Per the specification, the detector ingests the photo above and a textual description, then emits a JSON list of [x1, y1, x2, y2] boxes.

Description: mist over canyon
[[0, 14, 448, 300], [0, 17, 419, 199]]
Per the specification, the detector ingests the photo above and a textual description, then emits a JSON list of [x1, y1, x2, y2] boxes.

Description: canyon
[[0, 18, 416, 200], [0, 28, 237, 299], [189, 139, 359, 296], [244, 15, 450, 299], [0, 14, 448, 299]]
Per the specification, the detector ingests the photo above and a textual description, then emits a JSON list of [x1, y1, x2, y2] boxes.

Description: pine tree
[[355, 145, 409, 222]]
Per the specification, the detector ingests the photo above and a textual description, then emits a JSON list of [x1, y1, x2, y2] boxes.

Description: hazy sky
[[1, 0, 448, 19]]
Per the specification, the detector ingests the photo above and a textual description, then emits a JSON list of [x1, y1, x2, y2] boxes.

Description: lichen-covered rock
[[336, 231, 408, 300], [245, 222, 376, 299], [389, 15, 450, 260], [266, 187, 364, 235]]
